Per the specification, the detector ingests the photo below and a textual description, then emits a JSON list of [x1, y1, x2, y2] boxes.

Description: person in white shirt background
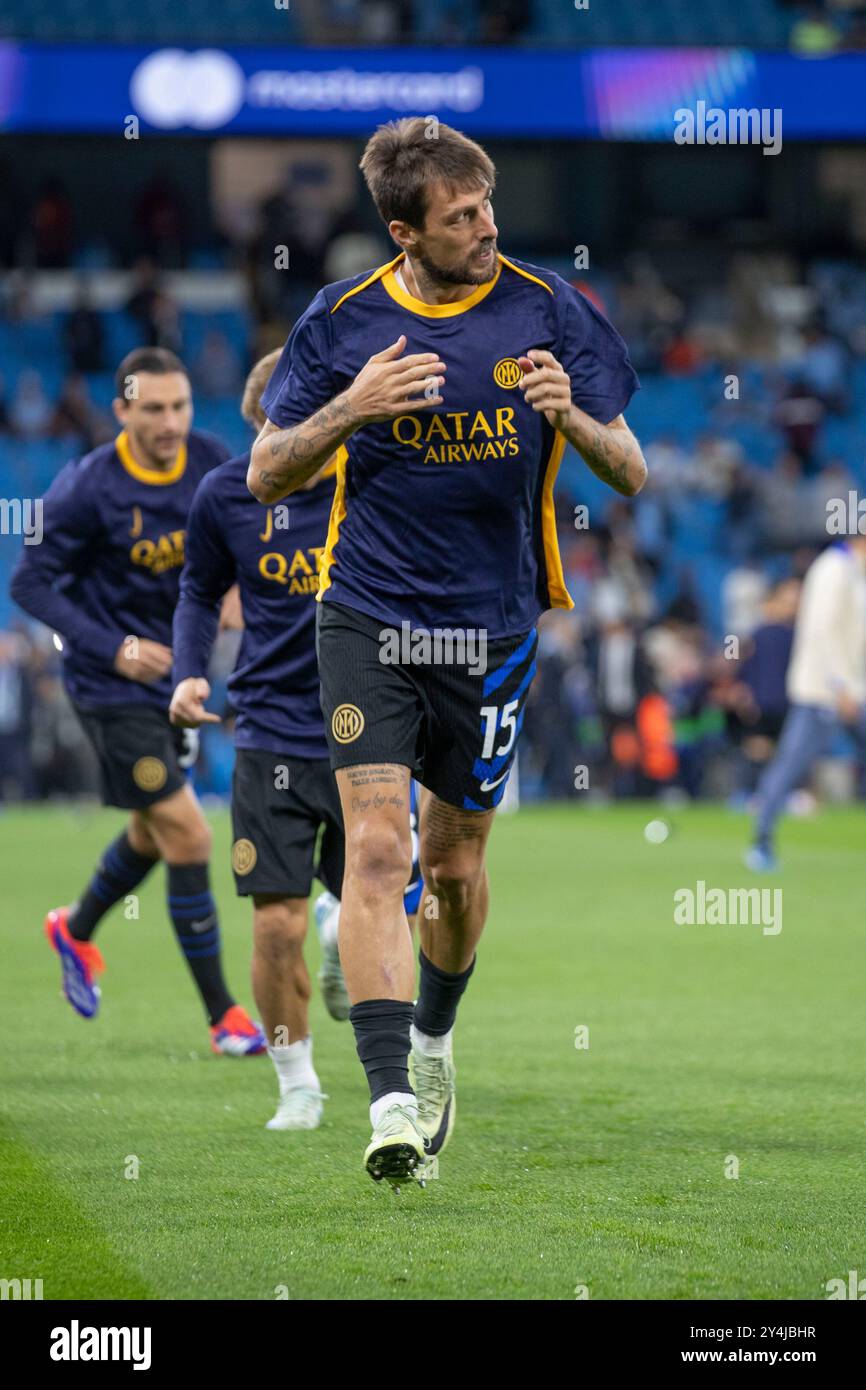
[[747, 536, 866, 870]]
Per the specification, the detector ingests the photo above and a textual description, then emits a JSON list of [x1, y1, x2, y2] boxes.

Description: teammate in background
[[10, 348, 265, 1056], [746, 539, 866, 871], [733, 578, 800, 801], [170, 352, 423, 1130], [248, 119, 645, 1185]]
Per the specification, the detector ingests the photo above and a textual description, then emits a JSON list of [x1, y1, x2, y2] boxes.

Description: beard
[[416, 239, 498, 288], [138, 431, 183, 468]]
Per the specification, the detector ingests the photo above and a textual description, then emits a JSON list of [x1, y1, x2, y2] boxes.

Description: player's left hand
[[169, 677, 221, 728], [517, 350, 573, 431]]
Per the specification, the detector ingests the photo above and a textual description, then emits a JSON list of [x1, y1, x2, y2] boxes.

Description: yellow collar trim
[[330, 255, 403, 315], [116, 431, 187, 486], [497, 253, 554, 296], [381, 253, 501, 317]]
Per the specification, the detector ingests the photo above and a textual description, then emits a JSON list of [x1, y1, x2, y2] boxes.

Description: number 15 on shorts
[[480, 699, 519, 760]]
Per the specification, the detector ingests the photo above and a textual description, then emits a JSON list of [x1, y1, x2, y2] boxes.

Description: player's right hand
[[113, 637, 173, 685], [169, 677, 221, 727], [344, 335, 445, 423]]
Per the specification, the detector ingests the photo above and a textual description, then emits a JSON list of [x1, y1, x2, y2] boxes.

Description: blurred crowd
[[0, 536, 853, 808], [0, 173, 191, 272], [0, 627, 97, 802], [1, 487, 860, 809], [516, 258, 866, 803], [519, 532, 809, 805], [786, 1, 866, 53], [0, 625, 240, 804], [289, 0, 532, 46], [0, 260, 248, 455]]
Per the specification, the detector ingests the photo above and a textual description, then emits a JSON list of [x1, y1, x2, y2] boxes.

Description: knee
[[345, 821, 413, 902], [182, 817, 212, 862], [175, 826, 212, 863], [149, 804, 212, 863], [253, 900, 307, 959], [421, 853, 484, 914], [127, 812, 160, 860]]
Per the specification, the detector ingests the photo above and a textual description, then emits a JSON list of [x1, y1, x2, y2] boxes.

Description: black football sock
[[166, 863, 234, 1026], [414, 950, 476, 1037], [68, 833, 158, 942], [350, 999, 415, 1102]]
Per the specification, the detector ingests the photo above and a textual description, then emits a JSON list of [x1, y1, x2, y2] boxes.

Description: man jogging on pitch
[[249, 119, 645, 1186]]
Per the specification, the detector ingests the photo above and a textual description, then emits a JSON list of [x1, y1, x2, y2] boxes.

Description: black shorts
[[230, 748, 344, 899], [316, 599, 538, 812], [74, 702, 188, 810]]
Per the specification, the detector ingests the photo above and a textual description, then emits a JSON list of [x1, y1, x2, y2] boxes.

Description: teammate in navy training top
[[247, 119, 648, 1184], [172, 454, 335, 759], [170, 351, 422, 1131], [10, 347, 264, 1058]]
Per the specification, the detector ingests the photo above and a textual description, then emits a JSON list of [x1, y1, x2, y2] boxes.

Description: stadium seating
[[0, 0, 795, 48], [0, 0, 299, 43]]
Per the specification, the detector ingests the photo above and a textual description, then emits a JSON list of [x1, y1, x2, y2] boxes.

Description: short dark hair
[[359, 117, 496, 229], [114, 347, 188, 401]]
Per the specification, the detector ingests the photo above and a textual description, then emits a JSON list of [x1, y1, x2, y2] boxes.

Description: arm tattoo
[[255, 395, 359, 499], [563, 411, 647, 497], [582, 424, 634, 495]]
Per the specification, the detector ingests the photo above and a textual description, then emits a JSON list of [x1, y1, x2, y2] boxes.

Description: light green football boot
[[409, 1046, 457, 1157], [313, 891, 350, 1021], [266, 1086, 327, 1131], [364, 1103, 426, 1190]]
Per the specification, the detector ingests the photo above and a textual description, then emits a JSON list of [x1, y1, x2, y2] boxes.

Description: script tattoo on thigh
[[422, 796, 491, 852]]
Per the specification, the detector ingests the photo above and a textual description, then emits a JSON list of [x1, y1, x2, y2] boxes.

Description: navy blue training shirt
[[173, 453, 336, 758], [10, 428, 231, 710], [261, 252, 639, 639]]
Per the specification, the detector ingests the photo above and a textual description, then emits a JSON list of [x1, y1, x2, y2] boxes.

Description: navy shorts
[[230, 748, 344, 898], [74, 702, 188, 810], [316, 599, 537, 812]]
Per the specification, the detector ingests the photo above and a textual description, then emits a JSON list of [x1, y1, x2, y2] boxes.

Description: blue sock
[[166, 863, 233, 1026], [69, 833, 158, 942]]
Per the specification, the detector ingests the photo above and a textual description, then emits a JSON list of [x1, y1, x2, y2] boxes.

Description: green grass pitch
[[1, 800, 863, 1300]]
